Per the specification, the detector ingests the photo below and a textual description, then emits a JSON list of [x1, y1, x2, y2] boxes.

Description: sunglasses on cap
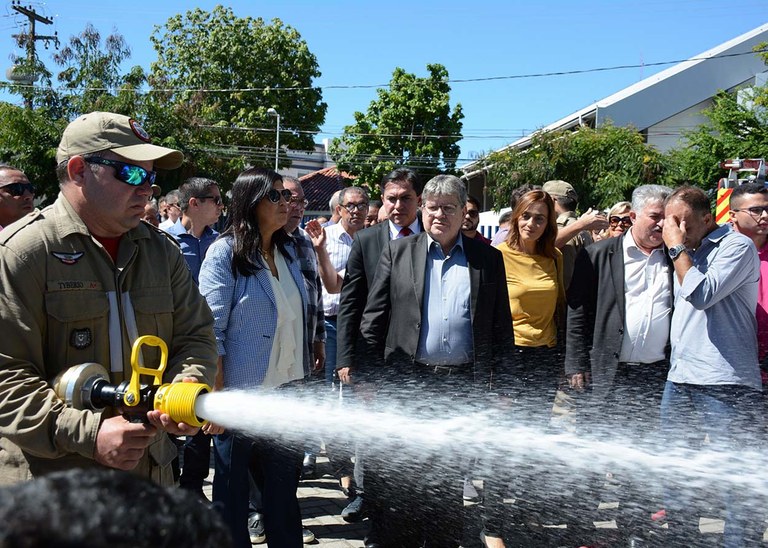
[[85, 157, 157, 186], [265, 188, 292, 204], [1, 182, 35, 197], [609, 216, 632, 228]]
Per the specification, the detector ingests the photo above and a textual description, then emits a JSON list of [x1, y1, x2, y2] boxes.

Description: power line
[[4, 48, 766, 95]]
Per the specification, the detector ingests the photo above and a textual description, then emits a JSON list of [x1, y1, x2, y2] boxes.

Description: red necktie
[[398, 227, 412, 239]]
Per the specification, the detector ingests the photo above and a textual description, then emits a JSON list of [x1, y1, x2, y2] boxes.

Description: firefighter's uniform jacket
[[0, 194, 217, 485]]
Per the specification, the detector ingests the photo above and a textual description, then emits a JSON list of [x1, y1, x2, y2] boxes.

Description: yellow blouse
[[497, 243, 564, 348]]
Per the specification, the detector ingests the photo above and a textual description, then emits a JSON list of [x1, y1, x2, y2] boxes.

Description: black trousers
[[365, 364, 478, 548]]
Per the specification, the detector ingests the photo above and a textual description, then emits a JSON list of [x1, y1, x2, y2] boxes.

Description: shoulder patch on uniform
[[51, 251, 84, 265]]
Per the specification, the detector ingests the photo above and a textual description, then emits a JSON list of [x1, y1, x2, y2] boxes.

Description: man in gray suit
[[565, 184, 673, 545], [359, 174, 513, 548]]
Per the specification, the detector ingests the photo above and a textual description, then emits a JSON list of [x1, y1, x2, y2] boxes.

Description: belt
[[619, 360, 667, 367], [414, 362, 473, 375]]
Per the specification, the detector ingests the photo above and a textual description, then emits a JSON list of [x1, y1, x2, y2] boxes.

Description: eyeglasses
[[732, 206, 768, 219], [288, 196, 309, 208], [424, 203, 459, 217], [609, 216, 633, 228], [85, 157, 157, 186], [196, 195, 223, 206], [342, 202, 369, 212], [1, 182, 35, 197], [266, 188, 292, 204], [465, 210, 479, 218], [166, 202, 180, 209]]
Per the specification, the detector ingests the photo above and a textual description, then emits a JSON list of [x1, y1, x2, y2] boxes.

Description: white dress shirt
[[618, 229, 672, 363]]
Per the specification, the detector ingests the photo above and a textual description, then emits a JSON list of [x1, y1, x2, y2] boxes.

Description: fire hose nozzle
[[52, 336, 211, 427]]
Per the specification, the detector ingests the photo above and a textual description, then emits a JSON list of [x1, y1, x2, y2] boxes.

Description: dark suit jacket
[[565, 234, 672, 396], [359, 232, 514, 387], [336, 220, 419, 370]]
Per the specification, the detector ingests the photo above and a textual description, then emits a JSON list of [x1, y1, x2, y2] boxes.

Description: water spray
[[53, 335, 211, 426]]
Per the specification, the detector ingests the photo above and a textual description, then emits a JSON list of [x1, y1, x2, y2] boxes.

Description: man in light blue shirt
[[359, 174, 512, 548], [661, 185, 763, 547], [415, 226, 473, 366], [166, 178, 223, 284], [167, 176, 223, 499]]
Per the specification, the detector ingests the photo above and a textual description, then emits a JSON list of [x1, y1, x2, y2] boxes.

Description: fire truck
[[715, 158, 767, 224]]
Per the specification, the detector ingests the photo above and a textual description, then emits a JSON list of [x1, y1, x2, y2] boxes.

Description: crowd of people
[[0, 110, 766, 548]]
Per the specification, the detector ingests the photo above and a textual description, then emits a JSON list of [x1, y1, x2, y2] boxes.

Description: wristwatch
[[668, 243, 687, 261]]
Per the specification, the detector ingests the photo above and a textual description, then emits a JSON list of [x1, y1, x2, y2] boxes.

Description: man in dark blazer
[[565, 184, 673, 545], [336, 167, 424, 383], [358, 174, 513, 548]]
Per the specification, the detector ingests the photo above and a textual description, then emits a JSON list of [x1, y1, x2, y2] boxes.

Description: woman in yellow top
[[497, 189, 565, 358], [484, 190, 567, 548]]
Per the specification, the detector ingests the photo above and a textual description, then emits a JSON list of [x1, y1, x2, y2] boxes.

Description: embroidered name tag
[[47, 280, 102, 291]]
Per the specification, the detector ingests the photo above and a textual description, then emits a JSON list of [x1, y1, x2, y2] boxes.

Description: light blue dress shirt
[[415, 235, 474, 365], [166, 222, 219, 284], [668, 224, 762, 390]]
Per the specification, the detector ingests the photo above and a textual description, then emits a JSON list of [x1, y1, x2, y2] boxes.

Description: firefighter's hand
[[146, 410, 200, 436], [95, 415, 157, 471], [145, 377, 203, 436]]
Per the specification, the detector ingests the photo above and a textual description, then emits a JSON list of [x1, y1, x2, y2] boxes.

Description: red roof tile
[[299, 167, 356, 212]]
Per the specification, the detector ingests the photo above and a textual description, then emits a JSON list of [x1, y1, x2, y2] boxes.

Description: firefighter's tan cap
[[56, 112, 183, 170]]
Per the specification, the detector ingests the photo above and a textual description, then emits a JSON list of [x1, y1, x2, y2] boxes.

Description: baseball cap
[[542, 180, 578, 201], [56, 112, 183, 170]]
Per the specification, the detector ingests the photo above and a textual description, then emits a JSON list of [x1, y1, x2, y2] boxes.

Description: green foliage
[[52, 23, 145, 118], [0, 103, 65, 203], [486, 123, 671, 210], [329, 64, 463, 194], [669, 90, 768, 189], [148, 6, 327, 187]]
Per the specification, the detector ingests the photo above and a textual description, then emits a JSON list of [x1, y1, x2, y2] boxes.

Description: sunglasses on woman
[[609, 215, 632, 228], [265, 188, 292, 203], [85, 157, 157, 186], [1, 182, 35, 197]]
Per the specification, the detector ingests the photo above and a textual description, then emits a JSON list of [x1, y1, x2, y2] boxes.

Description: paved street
[[203, 453, 368, 547], [200, 450, 754, 547]]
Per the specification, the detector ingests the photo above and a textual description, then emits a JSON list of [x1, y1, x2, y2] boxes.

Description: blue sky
[[1, 0, 766, 167]]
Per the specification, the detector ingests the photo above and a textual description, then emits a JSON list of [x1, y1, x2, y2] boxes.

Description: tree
[[668, 90, 768, 190], [52, 23, 146, 119], [148, 6, 327, 185], [0, 103, 65, 203], [485, 123, 672, 210], [329, 64, 464, 193]]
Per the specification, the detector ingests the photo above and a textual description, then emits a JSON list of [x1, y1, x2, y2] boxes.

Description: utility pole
[[10, 0, 58, 109]]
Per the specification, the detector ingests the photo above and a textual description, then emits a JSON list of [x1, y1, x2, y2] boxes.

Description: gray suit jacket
[[359, 232, 514, 387], [565, 234, 671, 396]]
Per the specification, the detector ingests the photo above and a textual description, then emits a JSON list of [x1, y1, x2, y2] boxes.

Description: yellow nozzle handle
[[125, 335, 168, 408]]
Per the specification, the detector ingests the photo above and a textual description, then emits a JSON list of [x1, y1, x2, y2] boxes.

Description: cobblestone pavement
[[203, 453, 368, 547], [200, 452, 758, 547]]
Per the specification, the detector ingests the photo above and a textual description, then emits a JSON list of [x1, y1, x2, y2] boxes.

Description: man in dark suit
[[565, 184, 673, 545], [334, 168, 423, 539], [359, 174, 513, 548], [336, 167, 423, 383]]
